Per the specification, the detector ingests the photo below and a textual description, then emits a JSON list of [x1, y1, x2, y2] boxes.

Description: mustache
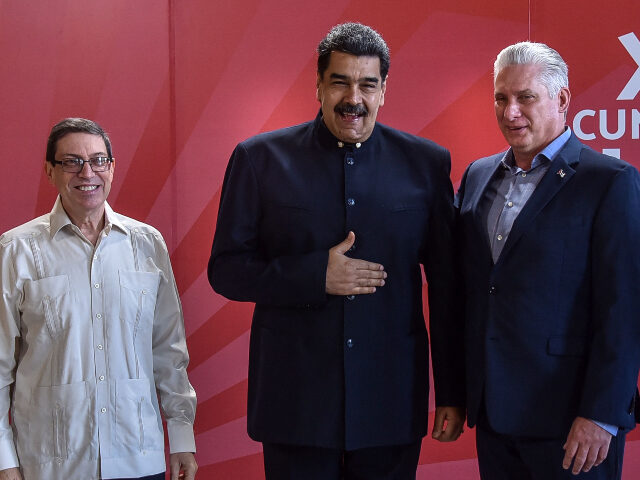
[[334, 103, 368, 116]]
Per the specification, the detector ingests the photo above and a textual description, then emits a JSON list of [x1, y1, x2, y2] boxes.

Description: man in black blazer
[[456, 41, 640, 479], [208, 22, 465, 479]]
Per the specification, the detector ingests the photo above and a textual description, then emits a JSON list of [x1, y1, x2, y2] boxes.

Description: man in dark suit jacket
[[208, 22, 465, 479], [456, 41, 640, 479]]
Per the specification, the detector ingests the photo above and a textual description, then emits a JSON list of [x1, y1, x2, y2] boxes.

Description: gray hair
[[494, 41, 568, 98]]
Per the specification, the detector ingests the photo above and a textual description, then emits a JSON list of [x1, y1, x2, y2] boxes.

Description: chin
[[338, 132, 361, 143]]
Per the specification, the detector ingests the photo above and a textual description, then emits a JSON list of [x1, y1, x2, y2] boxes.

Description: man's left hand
[[431, 406, 466, 442], [170, 452, 198, 480], [563, 417, 612, 474]]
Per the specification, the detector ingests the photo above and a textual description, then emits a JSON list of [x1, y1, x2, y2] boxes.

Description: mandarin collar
[[314, 110, 378, 153]]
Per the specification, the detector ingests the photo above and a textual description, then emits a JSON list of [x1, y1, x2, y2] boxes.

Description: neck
[[62, 202, 106, 245], [513, 154, 533, 171], [516, 126, 569, 170]]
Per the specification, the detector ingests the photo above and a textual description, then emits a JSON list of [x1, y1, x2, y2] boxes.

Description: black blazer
[[456, 133, 640, 437], [209, 115, 464, 449]]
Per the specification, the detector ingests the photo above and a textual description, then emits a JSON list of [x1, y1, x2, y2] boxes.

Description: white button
[[94, 283, 100, 289], [507, 201, 513, 207], [96, 313, 102, 319], [355, 142, 361, 148], [141, 290, 147, 295], [94, 254, 98, 260], [99, 375, 105, 381], [521, 172, 527, 177], [497, 234, 503, 241], [101, 407, 107, 413], [337, 141, 344, 148], [97, 344, 103, 350]]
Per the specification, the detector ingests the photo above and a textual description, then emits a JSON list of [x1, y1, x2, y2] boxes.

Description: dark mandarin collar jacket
[[209, 114, 464, 449]]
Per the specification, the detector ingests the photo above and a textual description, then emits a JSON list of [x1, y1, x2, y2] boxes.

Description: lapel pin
[[557, 169, 566, 178]]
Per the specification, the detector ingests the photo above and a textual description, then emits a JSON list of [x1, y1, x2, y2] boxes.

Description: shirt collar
[[501, 126, 571, 173], [49, 196, 128, 238]]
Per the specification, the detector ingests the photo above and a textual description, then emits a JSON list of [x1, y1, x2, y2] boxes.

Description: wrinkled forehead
[[55, 132, 108, 157], [494, 63, 545, 90], [323, 51, 383, 80]]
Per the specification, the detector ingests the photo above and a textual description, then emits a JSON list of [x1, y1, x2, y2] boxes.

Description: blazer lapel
[[497, 135, 582, 263]]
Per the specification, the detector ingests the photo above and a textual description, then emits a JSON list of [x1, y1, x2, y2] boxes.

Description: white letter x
[[617, 32, 640, 100]]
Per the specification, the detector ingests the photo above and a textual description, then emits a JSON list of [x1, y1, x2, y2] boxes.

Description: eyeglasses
[[51, 156, 114, 173]]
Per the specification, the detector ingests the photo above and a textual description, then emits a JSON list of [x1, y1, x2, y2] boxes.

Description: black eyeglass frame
[[50, 156, 115, 173]]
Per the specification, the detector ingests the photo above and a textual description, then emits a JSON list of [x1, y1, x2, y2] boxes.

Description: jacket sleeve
[[150, 234, 197, 453], [208, 143, 329, 307], [0, 240, 20, 470], [423, 149, 466, 408], [579, 163, 640, 428]]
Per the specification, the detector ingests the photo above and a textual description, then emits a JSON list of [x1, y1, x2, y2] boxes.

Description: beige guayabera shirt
[[0, 198, 196, 480]]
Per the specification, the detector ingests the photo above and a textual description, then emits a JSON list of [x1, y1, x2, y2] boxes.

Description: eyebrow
[[61, 152, 108, 158], [495, 89, 537, 96], [329, 73, 379, 84]]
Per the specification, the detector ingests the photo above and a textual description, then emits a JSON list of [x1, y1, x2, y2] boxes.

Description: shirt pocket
[[21, 275, 71, 340], [114, 377, 164, 454], [14, 381, 92, 464], [118, 270, 160, 333]]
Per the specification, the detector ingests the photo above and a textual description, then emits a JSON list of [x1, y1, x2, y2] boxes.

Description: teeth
[[77, 185, 98, 191]]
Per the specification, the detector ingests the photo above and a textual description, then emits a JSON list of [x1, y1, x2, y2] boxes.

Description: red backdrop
[[1, 1, 639, 478]]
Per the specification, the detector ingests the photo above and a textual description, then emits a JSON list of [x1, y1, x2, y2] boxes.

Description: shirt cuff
[[0, 437, 18, 471], [592, 419, 618, 436], [166, 420, 196, 454]]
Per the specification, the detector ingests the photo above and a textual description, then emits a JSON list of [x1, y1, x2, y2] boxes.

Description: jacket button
[[489, 286, 497, 294], [346, 338, 354, 348]]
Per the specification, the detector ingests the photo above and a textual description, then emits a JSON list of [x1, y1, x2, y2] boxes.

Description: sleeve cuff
[[0, 437, 18, 471], [592, 419, 618, 436], [166, 420, 196, 454]]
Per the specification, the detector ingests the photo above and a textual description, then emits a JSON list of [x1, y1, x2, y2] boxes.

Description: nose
[[345, 84, 362, 105], [78, 160, 95, 178], [504, 100, 521, 120]]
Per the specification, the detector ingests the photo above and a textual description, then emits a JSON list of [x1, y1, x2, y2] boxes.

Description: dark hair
[[317, 22, 390, 81], [46, 118, 112, 164]]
